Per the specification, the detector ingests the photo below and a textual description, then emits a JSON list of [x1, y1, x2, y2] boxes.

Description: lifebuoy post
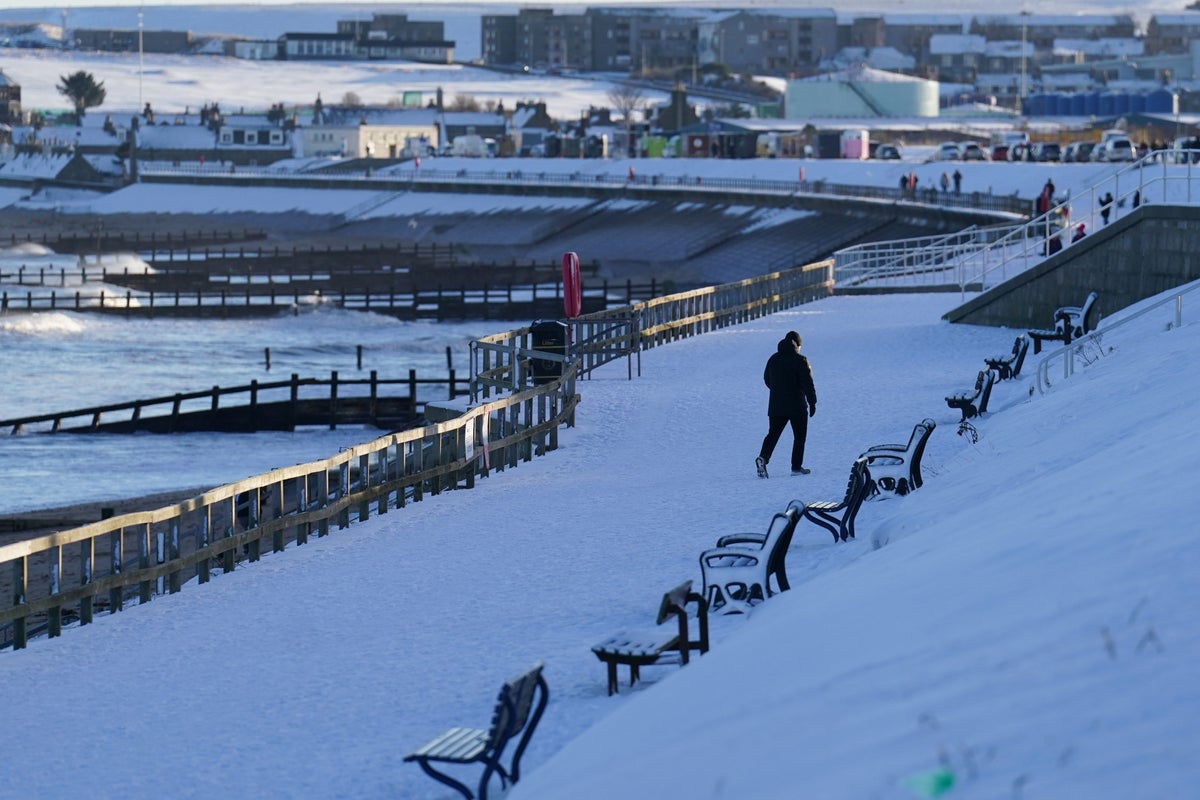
[[562, 251, 582, 319]]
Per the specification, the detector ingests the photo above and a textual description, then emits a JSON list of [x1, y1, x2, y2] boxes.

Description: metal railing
[[136, 162, 1032, 216], [1034, 279, 1200, 396], [833, 149, 1200, 295]]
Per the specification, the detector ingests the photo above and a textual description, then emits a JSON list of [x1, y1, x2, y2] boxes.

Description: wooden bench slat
[[408, 727, 488, 761]]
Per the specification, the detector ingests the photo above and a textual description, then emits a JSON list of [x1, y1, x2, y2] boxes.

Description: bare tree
[[607, 81, 646, 157], [342, 91, 363, 109], [448, 93, 481, 112]]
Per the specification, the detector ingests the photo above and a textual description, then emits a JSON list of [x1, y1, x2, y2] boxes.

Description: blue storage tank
[[1129, 94, 1147, 114], [1112, 93, 1131, 115], [1146, 89, 1177, 114], [1055, 94, 1072, 116], [1084, 92, 1100, 116], [1070, 93, 1087, 116], [1099, 92, 1116, 117]]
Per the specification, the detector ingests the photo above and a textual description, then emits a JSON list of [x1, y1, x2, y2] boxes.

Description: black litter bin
[[530, 319, 569, 385]]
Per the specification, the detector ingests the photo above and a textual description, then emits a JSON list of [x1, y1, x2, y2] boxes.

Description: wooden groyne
[[0, 278, 665, 320], [0, 371, 463, 436]]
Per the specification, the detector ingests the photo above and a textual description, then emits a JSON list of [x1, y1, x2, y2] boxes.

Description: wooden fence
[[0, 365, 579, 649], [0, 258, 832, 651]]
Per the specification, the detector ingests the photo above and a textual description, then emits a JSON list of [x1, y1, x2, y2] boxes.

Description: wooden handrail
[[0, 364, 580, 649]]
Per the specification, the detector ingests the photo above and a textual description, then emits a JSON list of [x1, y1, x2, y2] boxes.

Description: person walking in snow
[[953, 168, 963, 194], [1100, 192, 1114, 225], [756, 331, 817, 478], [940, 172, 950, 193]]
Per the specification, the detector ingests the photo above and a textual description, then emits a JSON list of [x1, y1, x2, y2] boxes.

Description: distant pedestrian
[[1100, 192, 1114, 225], [940, 172, 950, 193], [1132, 189, 1141, 209], [1072, 223, 1087, 243], [899, 173, 909, 196], [756, 331, 817, 479], [953, 169, 963, 194]]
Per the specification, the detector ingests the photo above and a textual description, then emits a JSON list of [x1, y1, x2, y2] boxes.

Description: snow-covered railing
[[833, 224, 1014, 288], [0, 363, 579, 651], [968, 150, 1200, 294], [1035, 279, 1200, 396], [834, 150, 1200, 294], [470, 258, 832, 401], [136, 162, 1031, 216]]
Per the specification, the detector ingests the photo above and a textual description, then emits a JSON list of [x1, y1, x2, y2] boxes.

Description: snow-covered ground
[[2, 21, 1198, 797], [2, 281, 1198, 799]]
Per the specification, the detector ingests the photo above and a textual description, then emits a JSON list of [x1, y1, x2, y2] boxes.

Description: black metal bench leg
[[630, 663, 640, 687], [605, 662, 618, 696], [414, 758, 475, 800]]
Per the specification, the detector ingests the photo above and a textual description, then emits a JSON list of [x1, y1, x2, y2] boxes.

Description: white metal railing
[[1035, 279, 1200, 395], [834, 149, 1200, 294], [833, 224, 1014, 287]]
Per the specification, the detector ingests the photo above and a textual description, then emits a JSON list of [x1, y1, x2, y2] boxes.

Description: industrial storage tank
[[1055, 94, 1072, 116], [1112, 93, 1131, 115], [1129, 94, 1147, 114], [784, 65, 939, 118], [1070, 94, 1087, 116], [1146, 89, 1177, 114], [1099, 93, 1116, 117]]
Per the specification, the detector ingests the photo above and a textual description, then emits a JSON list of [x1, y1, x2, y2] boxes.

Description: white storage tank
[[784, 66, 939, 119]]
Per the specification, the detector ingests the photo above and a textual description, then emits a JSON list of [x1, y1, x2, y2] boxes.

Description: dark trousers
[[759, 413, 808, 471]]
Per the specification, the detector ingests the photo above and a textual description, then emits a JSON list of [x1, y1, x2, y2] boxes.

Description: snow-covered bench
[[1028, 292, 1099, 353], [698, 502, 803, 614], [798, 457, 872, 542], [945, 369, 995, 421], [861, 419, 936, 496], [984, 335, 1030, 381], [591, 581, 709, 695], [404, 662, 549, 800]]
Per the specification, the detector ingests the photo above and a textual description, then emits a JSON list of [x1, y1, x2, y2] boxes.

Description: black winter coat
[[763, 339, 817, 417]]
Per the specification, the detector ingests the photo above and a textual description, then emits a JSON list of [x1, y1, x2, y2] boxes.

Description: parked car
[[991, 144, 1010, 161], [959, 142, 988, 161], [934, 142, 961, 161], [1094, 137, 1137, 162], [1032, 142, 1062, 162], [1062, 141, 1095, 163], [1008, 142, 1034, 162], [876, 144, 901, 160]]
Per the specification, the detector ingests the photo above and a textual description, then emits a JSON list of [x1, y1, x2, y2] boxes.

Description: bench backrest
[[1080, 291, 1100, 334], [846, 457, 871, 518], [908, 419, 936, 486], [656, 579, 709, 660], [485, 661, 548, 754], [977, 369, 996, 414], [836, 456, 870, 508], [1011, 335, 1030, 377], [765, 504, 803, 582]]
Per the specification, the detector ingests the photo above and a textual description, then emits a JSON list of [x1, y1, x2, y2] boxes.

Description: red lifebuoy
[[562, 251, 581, 318]]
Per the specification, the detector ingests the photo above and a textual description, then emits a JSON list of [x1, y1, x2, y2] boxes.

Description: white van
[[1095, 137, 1136, 162]]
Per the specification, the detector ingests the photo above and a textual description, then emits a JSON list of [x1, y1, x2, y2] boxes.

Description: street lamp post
[[138, 8, 144, 111]]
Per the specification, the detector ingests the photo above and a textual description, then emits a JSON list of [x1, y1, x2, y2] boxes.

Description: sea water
[[0, 245, 522, 515]]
